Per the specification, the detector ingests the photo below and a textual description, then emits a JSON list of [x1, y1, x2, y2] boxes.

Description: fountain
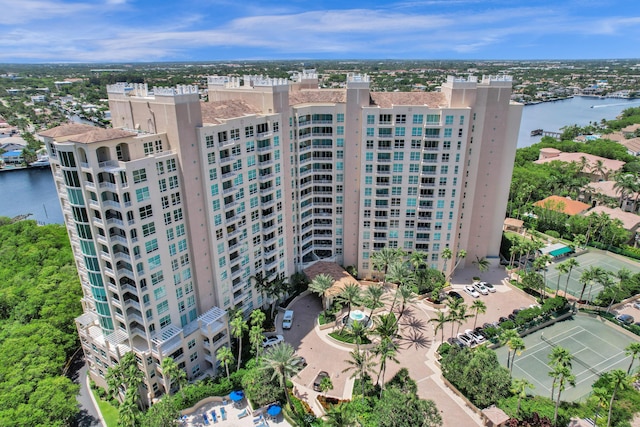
[[342, 309, 371, 328]]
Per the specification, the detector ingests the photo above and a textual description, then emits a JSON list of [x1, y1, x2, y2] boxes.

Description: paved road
[[69, 354, 102, 427]]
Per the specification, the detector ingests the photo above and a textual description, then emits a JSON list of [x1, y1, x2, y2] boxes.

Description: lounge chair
[[253, 415, 263, 424], [220, 407, 227, 421], [212, 410, 218, 423], [203, 413, 210, 425], [237, 408, 249, 418]]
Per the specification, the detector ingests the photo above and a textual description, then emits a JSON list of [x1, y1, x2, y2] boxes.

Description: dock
[[530, 129, 561, 139]]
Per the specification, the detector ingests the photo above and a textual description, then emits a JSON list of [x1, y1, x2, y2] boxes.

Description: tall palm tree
[[625, 342, 640, 374], [533, 254, 552, 300], [216, 345, 235, 379], [606, 369, 631, 427], [578, 268, 595, 303], [349, 320, 368, 354], [261, 343, 302, 411], [371, 247, 404, 284], [563, 258, 580, 297], [362, 283, 385, 319], [325, 402, 357, 427], [230, 313, 248, 370], [338, 283, 362, 333], [249, 324, 264, 358], [454, 303, 472, 335], [472, 256, 490, 274], [448, 249, 467, 282], [374, 338, 400, 395], [548, 346, 573, 400], [118, 397, 138, 427], [385, 261, 413, 315], [446, 297, 465, 338], [511, 378, 534, 415], [508, 337, 526, 374], [429, 310, 448, 344], [509, 241, 522, 268], [373, 312, 400, 343], [409, 251, 427, 271], [309, 273, 334, 311], [440, 247, 453, 276], [470, 299, 487, 329], [160, 356, 186, 394], [395, 285, 416, 324], [555, 262, 569, 295], [342, 349, 376, 400], [500, 329, 520, 370], [250, 309, 266, 328], [553, 365, 576, 426], [590, 386, 609, 427]]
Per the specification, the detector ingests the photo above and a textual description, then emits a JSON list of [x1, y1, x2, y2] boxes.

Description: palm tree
[[454, 303, 472, 335], [261, 343, 302, 411], [533, 254, 552, 299], [395, 285, 416, 324], [106, 352, 145, 405], [555, 262, 569, 295], [470, 299, 487, 329], [374, 337, 399, 395], [230, 313, 248, 370], [590, 386, 609, 427], [509, 242, 522, 268], [429, 310, 448, 344], [342, 349, 376, 400], [446, 297, 465, 338], [548, 346, 573, 400], [472, 256, 490, 274], [553, 365, 576, 426], [250, 309, 266, 328], [338, 283, 362, 333], [319, 376, 334, 398], [249, 324, 264, 358], [118, 397, 138, 427], [385, 261, 413, 314], [500, 329, 520, 370], [508, 337, 526, 374], [625, 342, 640, 374], [373, 312, 400, 343], [409, 251, 427, 271], [160, 356, 186, 394], [511, 378, 534, 415], [309, 273, 334, 311], [605, 369, 631, 427], [563, 257, 580, 297], [578, 268, 595, 303], [362, 283, 385, 319], [441, 247, 452, 276], [371, 247, 404, 283], [325, 402, 357, 427], [349, 320, 368, 354], [216, 346, 235, 379], [448, 249, 467, 282]]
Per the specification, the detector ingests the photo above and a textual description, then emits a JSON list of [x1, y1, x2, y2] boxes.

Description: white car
[[463, 285, 480, 298], [262, 334, 284, 348], [482, 282, 497, 293], [457, 332, 475, 347], [465, 329, 486, 345], [473, 282, 489, 295]]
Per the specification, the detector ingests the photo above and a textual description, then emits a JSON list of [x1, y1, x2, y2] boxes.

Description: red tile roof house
[[534, 148, 625, 181], [534, 195, 591, 216], [586, 206, 640, 244]]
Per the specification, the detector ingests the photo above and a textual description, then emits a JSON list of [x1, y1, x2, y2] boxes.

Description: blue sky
[[2, 0, 640, 63]]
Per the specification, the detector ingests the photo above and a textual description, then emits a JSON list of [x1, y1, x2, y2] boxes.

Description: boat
[[530, 129, 543, 136], [30, 157, 50, 167]]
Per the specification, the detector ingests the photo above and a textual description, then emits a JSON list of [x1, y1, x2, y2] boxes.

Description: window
[[245, 126, 254, 138], [337, 113, 344, 123], [205, 135, 214, 148], [395, 127, 405, 137], [156, 162, 165, 175], [157, 300, 169, 314], [412, 127, 422, 136], [139, 205, 153, 219], [133, 169, 147, 184], [166, 159, 176, 172], [142, 222, 156, 237], [176, 224, 185, 236], [208, 153, 216, 165], [136, 187, 150, 202], [367, 115, 375, 124], [412, 114, 423, 124], [148, 255, 161, 270], [168, 176, 179, 189], [154, 286, 167, 300], [445, 115, 454, 125], [173, 208, 183, 222]]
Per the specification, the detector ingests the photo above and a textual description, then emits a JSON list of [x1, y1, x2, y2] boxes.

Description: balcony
[[106, 217, 124, 227], [103, 200, 121, 209], [99, 182, 117, 190], [110, 235, 128, 245]]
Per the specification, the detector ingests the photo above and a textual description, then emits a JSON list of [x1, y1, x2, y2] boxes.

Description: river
[[0, 167, 64, 224], [3, 96, 640, 225], [517, 96, 640, 148]]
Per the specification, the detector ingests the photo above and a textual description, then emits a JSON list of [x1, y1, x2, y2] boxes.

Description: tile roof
[[201, 100, 263, 124], [369, 91, 448, 108], [620, 137, 640, 154], [534, 195, 591, 216], [38, 123, 97, 138], [303, 261, 358, 297], [534, 151, 625, 174], [587, 205, 640, 230], [289, 90, 346, 105], [67, 128, 137, 144]]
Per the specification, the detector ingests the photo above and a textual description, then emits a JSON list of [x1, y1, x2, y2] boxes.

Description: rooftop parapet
[[152, 85, 199, 96], [107, 82, 149, 97], [446, 75, 478, 84], [347, 73, 370, 83], [208, 76, 231, 86], [293, 69, 318, 82], [244, 75, 289, 87], [481, 75, 514, 87]]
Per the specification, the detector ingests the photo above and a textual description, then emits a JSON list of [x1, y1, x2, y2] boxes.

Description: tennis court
[[544, 251, 640, 301], [494, 314, 639, 402]]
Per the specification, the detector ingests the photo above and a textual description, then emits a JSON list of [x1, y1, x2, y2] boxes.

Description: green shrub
[[437, 342, 451, 356], [545, 230, 560, 238]]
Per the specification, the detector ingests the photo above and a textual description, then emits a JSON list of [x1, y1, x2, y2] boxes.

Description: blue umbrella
[[229, 390, 244, 402], [267, 404, 281, 417]]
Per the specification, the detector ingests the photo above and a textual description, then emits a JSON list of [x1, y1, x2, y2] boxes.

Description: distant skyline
[[2, 0, 640, 63]]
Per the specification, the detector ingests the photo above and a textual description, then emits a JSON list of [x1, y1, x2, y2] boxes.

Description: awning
[[549, 246, 572, 257]]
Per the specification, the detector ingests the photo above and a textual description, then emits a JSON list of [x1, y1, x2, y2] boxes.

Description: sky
[[2, 0, 640, 63]]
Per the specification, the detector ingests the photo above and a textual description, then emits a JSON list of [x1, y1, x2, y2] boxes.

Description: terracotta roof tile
[[201, 100, 263, 124], [587, 206, 640, 230], [289, 90, 346, 105], [38, 123, 97, 138], [68, 128, 137, 144], [369, 91, 447, 108], [303, 261, 358, 297], [534, 195, 591, 216]]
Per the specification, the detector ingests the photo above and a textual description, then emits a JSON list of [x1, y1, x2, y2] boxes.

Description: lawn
[[92, 389, 119, 427]]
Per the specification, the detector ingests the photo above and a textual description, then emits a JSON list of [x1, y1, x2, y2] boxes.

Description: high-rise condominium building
[[40, 71, 521, 399]]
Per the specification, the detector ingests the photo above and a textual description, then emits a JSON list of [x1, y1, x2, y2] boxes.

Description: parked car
[[616, 314, 635, 325], [447, 337, 465, 348], [313, 371, 330, 391], [457, 332, 475, 347], [481, 282, 496, 293], [463, 285, 480, 298], [473, 282, 489, 295], [282, 310, 294, 329], [447, 291, 463, 301], [465, 329, 486, 345], [633, 301, 640, 310], [292, 355, 307, 367], [262, 334, 284, 348]]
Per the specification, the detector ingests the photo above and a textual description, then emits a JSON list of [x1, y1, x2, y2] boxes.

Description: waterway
[[3, 96, 640, 225], [517, 96, 640, 148], [0, 167, 64, 224]]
